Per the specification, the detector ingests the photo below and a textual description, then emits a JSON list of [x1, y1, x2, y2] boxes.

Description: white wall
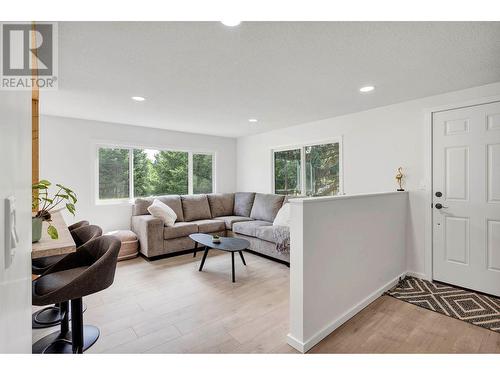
[[0, 91, 32, 353], [237, 82, 500, 276], [40, 115, 237, 232], [287, 192, 408, 353]]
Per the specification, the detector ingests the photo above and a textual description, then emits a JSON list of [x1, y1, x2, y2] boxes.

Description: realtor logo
[[1, 22, 58, 90]]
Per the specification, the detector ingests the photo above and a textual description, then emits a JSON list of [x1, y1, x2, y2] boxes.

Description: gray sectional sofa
[[131, 192, 290, 264]]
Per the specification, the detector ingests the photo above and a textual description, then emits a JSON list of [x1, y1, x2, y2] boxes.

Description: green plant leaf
[[32, 183, 48, 190], [55, 194, 69, 199], [68, 192, 77, 204], [39, 179, 51, 186], [56, 183, 70, 192], [66, 203, 76, 215], [56, 184, 77, 201], [47, 225, 58, 240], [41, 197, 54, 203]]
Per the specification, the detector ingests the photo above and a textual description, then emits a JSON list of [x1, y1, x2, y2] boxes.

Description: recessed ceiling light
[[359, 86, 375, 93], [131, 96, 146, 102], [248, 118, 258, 123], [221, 20, 241, 27]]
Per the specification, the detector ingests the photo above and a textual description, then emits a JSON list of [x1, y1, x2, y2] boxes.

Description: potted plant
[[32, 179, 77, 242]]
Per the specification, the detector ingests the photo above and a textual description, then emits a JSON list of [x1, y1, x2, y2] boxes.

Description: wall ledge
[[288, 191, 408, 205]]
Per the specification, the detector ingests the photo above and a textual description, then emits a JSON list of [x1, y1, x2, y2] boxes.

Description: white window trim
[[271, 137, 344, 196], [93, 142, 216, 205]]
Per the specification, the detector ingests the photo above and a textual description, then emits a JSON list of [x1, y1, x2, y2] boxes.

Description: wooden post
[[32, 22, 40, 210]]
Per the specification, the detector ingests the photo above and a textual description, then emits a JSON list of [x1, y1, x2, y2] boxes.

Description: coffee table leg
[[231, 252, 235, 283], [193, 241, 198, 257], [199, 246, 209, 271], [238, 251, 246, 266]]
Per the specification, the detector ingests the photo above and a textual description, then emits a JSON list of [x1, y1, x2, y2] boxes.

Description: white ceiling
[[41, 22, 500, 138]]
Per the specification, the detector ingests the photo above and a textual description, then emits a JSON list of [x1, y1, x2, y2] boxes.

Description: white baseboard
[[286, 334, 305, 353], [287, 272, 406, 353]]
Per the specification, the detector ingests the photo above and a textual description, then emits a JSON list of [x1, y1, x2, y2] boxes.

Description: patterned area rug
[[387, 276, 500, 333]]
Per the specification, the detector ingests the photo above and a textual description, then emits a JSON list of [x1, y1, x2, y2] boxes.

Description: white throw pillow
[[273, 203, 291, 227], [147, 199, 177, 227]]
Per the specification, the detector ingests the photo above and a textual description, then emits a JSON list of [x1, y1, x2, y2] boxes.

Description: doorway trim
[[423, 94, 500, 281]]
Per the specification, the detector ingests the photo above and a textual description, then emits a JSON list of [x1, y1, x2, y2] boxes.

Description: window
[[133, 149, 189, 197], [193, 153, 213, 194], [98, 148, 130, 200], [305, 143, 340, 196], [97, 146, 214, 202], [273, 149, 301, 196], [132, 149, 154, 198], [273, 140, 341, 197]]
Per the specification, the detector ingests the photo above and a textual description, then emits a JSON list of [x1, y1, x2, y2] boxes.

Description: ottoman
[[106, 230, 139, 261]]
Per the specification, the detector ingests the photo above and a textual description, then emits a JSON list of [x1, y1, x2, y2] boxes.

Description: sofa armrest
[[131, 215, 163, 257]]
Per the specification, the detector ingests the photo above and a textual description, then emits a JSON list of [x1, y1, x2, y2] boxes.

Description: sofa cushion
[[191, 219, 226, 233], [181, 195, 212, 221], [207, 193, 234, 217], [163, 222, 198, 240], [213, 216, 254, 230], [232, 220, 272, 238], [273, 203, 290, 227], [255, 225, 289, 244], [147, 199, 177, 226], [133, 195, 184, 221], [250, 193, 285, 222], [234, 192, 256, 217], [255, 225, 275, 243]]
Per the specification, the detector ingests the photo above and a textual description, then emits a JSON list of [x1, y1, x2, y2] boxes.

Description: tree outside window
[[274, 149, 302, 196], [273, 141, 340, 197], [98, 148, 130, 200], [193, 154, 213, 194], [98, 147, 213, 200], [305, 143, 339, 196]]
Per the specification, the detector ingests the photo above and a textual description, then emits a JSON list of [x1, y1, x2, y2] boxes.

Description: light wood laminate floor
[[33, 250, 295, 354], [33, 252, 500, 353], [312, 295, 500, 353]]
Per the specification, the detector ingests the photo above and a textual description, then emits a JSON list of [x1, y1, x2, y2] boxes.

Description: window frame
[[94, 142, 216, 205], [271, 137, 344, 197]]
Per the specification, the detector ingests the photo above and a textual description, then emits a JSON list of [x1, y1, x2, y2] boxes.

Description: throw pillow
[[273, 203, 291, 227], [147, 199, 177, 227]]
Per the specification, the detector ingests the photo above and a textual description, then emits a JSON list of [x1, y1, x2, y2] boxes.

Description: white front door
[[433, 101, 500, 297]]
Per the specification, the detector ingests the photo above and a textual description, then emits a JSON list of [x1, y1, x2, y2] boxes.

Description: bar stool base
[[32, 306, 63, 328], [32, 303, 88, 329], [32, 325, 99, 354]]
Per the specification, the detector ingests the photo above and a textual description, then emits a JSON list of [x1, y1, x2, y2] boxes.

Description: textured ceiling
[[40, 22, 500, 137]]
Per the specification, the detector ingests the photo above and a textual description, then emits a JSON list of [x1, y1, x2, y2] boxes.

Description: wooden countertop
[[32, 211, 76, 259]]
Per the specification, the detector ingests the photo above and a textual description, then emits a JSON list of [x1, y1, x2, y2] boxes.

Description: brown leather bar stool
[[32, 235, 121, 354], [32, 224, 101, 329], [67, 220, 89, 232]]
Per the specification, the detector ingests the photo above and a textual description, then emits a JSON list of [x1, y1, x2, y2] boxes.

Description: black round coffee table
[[189, 233, 250, 283]]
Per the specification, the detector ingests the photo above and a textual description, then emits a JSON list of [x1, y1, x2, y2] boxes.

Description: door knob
[[435, 203, 448, 209]]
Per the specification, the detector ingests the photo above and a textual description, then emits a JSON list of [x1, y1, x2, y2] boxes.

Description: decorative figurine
[[395, 167, 405, 191]]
